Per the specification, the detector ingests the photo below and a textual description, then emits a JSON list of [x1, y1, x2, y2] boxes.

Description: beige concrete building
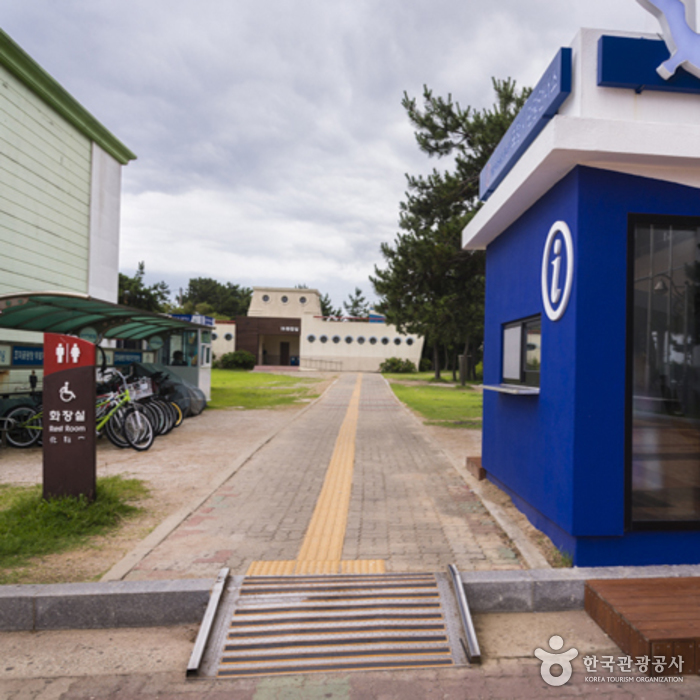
[[211, 320, 236, 360], [215, 287, 423, 372]]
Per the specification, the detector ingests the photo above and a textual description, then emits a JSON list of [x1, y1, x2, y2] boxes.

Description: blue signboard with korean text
[[170, 314, 214, 326], [113, 351, 143, 366], [479, 48, 572, 202], [12, 346, 44, 366]]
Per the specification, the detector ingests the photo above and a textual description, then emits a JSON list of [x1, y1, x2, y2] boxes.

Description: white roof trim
[[462, 115, 700, 250]]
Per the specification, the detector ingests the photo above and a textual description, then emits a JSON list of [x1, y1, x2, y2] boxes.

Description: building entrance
[[280, 341, 290, 366]]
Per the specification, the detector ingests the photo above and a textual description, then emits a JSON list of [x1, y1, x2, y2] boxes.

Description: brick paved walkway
[[5, 375, 700, 699], [124, 372, 522, 580]]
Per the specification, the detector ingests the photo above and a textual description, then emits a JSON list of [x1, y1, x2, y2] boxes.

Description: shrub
[[218, 350, 256, 370], [419, 357, 432, 372], [380, 357, 417, 374]]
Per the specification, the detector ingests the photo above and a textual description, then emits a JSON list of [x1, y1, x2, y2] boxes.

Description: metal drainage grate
[[217, 573, 458, 677]]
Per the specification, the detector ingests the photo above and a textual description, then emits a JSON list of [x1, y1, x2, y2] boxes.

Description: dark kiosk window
[[629, 216, 700, 528], [502, 315, 541, 387]]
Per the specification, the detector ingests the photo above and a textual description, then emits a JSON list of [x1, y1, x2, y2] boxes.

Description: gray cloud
[[3, 1, 656, 306]]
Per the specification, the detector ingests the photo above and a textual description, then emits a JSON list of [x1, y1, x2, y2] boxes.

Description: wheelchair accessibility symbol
[[59, 381, 77, 403], [535, 635, 578, 687]]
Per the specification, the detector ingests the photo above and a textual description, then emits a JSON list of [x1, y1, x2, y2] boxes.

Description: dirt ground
[[0, 373, 562, 584], [0, 404, 310, 584]]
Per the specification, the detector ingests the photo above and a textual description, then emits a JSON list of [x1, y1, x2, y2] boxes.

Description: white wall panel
[[0, 64, 91, 296], [88, 143, 121, 302]]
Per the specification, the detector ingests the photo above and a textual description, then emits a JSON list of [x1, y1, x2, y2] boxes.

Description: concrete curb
[[3, 565, 700, 632], [461, 564, 700, 614], [0, 578, 214, 631], [100, 377, 340, 582]]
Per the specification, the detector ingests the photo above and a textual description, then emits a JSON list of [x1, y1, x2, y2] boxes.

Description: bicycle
[[4, 401, 42, 448], [5, 367, 155, 451], [95, 368, 155, 451]]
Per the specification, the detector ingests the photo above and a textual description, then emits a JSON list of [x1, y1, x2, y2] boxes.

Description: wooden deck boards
[[585, 577, 700, 675]]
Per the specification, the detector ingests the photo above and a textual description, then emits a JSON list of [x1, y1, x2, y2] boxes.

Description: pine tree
[[118, 262, 170, 312], [320, 293, 341, 317], [372, 79, 530, 379], [343, 287, 370, 318]]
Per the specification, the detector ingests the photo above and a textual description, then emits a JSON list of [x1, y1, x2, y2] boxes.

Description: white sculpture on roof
[[637, 0, 700, 79]]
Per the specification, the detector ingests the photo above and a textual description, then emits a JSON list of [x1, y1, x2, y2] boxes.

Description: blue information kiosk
[[463, 14, 700, 566]]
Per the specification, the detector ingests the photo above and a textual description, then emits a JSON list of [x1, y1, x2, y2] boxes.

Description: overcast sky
[[3, 1, 661, 309]]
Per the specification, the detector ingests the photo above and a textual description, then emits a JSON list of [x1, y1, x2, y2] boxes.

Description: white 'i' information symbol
[[541, 221, 574, 322]]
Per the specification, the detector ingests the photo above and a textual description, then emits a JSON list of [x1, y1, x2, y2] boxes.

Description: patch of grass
[[389, 382, 482, 425], [0, 476, 148, 574], [209, 369, 321, 409], [383, 371, 481, 387], [383, 371, 452, 383], [552, 548, 574, 568], [424, 420, 483, 429], [0, 484, 30, 510]]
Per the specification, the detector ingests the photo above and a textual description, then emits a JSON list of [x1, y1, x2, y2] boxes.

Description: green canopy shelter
[[0, 292, 208, 340]]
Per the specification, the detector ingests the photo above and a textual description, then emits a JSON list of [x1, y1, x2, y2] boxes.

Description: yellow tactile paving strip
[[248, 375, 386, 576]]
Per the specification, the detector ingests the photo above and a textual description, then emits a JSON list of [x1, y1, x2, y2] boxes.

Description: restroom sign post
[[43, 333, 96, 501]]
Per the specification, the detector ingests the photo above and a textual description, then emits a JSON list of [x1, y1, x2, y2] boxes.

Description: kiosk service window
[[502, 315, 541, 388]]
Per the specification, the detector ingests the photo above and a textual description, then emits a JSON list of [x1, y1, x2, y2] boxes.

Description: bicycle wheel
[[152, 398, 175, 435], [5, 406, 41, 448], [33, 403, 44, 446], [104, 407, 130, 448], [123, 406, 154, 451], [170, 401, 184, 428], [139, 400, 163, 435], [146, 399, 170, 435]]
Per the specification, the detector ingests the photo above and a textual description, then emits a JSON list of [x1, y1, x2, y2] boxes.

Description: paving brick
[[126, 373, 522, 580]]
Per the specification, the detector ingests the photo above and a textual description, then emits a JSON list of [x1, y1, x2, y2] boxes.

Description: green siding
[[0, 29, 135, 165], [0, 63, 91, 295]]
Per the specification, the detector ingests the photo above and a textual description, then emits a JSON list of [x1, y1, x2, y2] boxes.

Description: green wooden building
[[0, 27, 136, 394]]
